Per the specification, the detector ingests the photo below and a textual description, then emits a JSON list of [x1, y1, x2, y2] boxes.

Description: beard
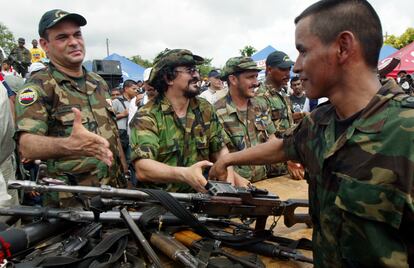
[[184, 79, 201, 98]]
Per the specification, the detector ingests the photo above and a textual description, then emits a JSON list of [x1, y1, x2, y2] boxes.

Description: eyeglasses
[[175, 67, 199, 75]]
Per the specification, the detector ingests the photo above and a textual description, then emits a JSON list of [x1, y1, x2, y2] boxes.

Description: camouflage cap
[[38, 9, 87, 37], [148, 49, 204, 85], [221, 56, 262, 80]]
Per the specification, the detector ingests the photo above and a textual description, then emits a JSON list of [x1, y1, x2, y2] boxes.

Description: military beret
[[221, 56, 261, 80], [39, 9, 87, 37]]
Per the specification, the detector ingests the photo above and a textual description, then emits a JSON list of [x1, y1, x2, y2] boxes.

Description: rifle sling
[[139, 188, 268, 246]]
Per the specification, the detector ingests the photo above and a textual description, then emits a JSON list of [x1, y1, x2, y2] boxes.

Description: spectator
[[112, 79, 138, 159], [199, 69, 227, 104], [289, 76, 306, 112], [1, 59, 20, 77], [111, 87, 122, 99], [30, 39, 46, 63]]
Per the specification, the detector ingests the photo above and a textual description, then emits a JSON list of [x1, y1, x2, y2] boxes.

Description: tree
[[198, 57, 214, 78], [0, 22, 15, 55], [129, 54, 152, 68], [239, 45, 257, 57], [384, 27, 414, 49]]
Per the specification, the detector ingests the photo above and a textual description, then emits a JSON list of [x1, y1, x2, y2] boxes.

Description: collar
[[48, 62, 97, 94], [160, 95, 200, 114], [314, 79, 403, 134]]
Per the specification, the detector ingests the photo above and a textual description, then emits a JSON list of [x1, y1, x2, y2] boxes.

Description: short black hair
[[295, 0, 382, 68], [290, 76, 300, 84], [123, 79, 137, 90]]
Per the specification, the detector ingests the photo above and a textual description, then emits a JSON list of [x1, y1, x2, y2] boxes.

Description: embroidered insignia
[[18, 88, 38, 106]]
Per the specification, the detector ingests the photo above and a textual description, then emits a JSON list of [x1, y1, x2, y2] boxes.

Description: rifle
[[0, 219, 72, 262], [149, 232, 200, 268], [8, 180, 311, 231], [174, 230, 265, 268]]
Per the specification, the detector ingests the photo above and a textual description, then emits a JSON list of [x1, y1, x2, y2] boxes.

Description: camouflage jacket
[[283, 80, 414, 267], [9, 46, 31, 65], [214, 94, 275, 182], [15, 63, 122, 186], [257, 82, 294, 137], [129, 96, 224, 192]]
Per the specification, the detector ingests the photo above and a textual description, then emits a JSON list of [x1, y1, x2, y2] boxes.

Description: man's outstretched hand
[[67, 108, 113, 166]]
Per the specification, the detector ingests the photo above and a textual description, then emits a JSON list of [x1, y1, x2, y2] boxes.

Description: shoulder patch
[[18, 88, 38, 106]]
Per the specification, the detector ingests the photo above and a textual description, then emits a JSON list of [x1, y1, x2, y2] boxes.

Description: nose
[[293, 58, 302, 74], [67, 35, 79, 46]]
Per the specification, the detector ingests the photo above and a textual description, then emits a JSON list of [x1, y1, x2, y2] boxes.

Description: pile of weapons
[[0, 179, 313, 267]]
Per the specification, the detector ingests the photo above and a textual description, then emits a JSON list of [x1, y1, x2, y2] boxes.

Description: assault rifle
[[8, 180, 311, 231]]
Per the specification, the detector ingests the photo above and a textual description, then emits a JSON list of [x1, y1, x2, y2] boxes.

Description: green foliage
[[129, 54, 153, 68], [198, 57, 214, 78], [239, 45, 257, 57], [0, 22, 15, 55], [384, 28, 414, 49]]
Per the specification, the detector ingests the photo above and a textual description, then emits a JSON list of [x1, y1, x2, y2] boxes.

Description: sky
[[1, 0, 413, 67]]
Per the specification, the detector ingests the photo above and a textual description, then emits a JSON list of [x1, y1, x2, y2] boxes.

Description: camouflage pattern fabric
[[256, 82, 294, 136], [15, 63, 123, 188], [283, 79, 414, 267], [129, 96, 224, 192], [148, 49, 204, 86], [221, 56, 262, 80], [214, 94, 275, 182], [256, 82, 294, 177], [9, 46, 31, 65]]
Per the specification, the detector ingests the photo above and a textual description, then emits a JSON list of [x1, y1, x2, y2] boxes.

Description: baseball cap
[[208, 69, 221, 78], [38, 9, 87, 37], [265, 51, 294, 69], [221, 56, 261, 80], [149, 49, 204, 85], [18, 38, 25, 43]]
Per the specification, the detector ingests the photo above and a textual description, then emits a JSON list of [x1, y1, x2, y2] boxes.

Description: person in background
[[199, 69, 227, 104], [30, 39, 46, 63]]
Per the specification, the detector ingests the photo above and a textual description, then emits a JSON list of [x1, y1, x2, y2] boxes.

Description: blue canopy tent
[[379, 45, 398, 61], [104, 53, 145, 82], [251, 45, 296, 80]]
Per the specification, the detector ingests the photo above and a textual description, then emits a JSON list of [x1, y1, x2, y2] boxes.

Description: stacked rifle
[[0, 179, 313, 267]]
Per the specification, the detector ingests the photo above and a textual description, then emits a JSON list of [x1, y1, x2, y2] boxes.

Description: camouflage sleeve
[[208, 109, 225, 153], [129, 110, 160, 162], [282, 116, 308, 162], [15, 82, 49, 136]]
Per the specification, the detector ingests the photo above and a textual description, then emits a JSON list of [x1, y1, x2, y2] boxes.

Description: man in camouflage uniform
[[9, 38, 31, 78], [129, 49, 244, 193], [210, 0, 414, 267], [15, 10, 124, 204], [257, 50, 304, 180], [215, 57, 276, 182]]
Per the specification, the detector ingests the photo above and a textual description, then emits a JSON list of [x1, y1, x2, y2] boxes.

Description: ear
[[265, 65, 272, 75], [228, 75, 238, 86], [39, 38, 49, 53], [336, 31, 356, 65], [164, 74, 173, 86]]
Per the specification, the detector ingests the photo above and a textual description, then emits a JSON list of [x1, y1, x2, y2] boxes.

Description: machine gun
[[8, 180, 311, 232]]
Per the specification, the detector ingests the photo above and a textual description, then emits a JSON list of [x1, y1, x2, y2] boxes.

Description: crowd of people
[[0, 0, 413, 267]]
